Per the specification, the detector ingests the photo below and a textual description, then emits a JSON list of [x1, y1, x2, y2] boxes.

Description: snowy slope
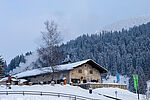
[[0, 85, 111, 100], [0, 84, 146, 100], [94, 87, 146, 100], [101, 14, 150, 32], [9, 52, 39, 75]]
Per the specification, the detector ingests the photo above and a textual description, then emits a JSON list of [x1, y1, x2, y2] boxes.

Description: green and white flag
[[133, 75, 139, 90]]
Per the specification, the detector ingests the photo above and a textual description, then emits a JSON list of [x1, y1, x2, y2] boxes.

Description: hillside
[[9, 52, 38, 75], [60, 22, 150, 94], [8, 52, 40, 75], [6, 20, 150, 94]]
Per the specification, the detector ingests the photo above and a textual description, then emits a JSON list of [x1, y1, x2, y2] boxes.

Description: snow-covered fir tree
[[0, 56, 5, 74]]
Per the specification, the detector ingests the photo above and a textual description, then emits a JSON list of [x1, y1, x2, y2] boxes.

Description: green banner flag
[[133, 75, 137, 90], [133, 75, 139, 90]]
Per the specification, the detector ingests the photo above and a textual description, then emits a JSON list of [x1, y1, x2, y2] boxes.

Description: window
[[91, 80, 98, 82], [78, 69, 82, 73], [71, 79, 80, 83], [90, 70, 93, 74]]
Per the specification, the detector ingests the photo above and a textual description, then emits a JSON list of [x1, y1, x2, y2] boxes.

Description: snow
[[9, 52, 39, 75], [0, 77, 8, 82], [11, 78, 18, 81], [0, 77, 27, 85], [0, 84, 147, 100], [147, 80, 150, 98], [14, 67, 52, 78], [57, 59, 90, 70], [100, 14, 150, 32], [61, 55, 71, 64], [0, 84, 111, 100], [19, 79, 28, 84], [0, 77, 17, 82], [94, 87, 146, 100], [102, 75, 129, 86], [147, 80, 150, 90], [14, 59, 106, 79]]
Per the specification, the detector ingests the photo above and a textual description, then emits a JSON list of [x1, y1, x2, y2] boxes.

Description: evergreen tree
[[0, 56, 5, 74]]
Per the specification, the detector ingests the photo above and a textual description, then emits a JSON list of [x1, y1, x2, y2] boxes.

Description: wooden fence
[[0, 91, 101, 100]]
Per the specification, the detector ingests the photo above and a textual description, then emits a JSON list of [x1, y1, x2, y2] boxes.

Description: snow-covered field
[[0, 84, 147, 100], [0, 84, 111, 100], [94, 87, 146, 100]]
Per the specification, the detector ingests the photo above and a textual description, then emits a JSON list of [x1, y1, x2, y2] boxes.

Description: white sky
[[0, 0, 150, 63]]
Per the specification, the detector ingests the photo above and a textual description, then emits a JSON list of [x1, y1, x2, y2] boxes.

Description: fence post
[[41, 92, 42, 96], [58, 93, 60, 97], [23, 91, 24, 95], [6, 91, 8, 95], [75, 96, 76, 100]]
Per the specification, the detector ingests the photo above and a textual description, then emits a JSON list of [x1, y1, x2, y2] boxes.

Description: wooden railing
[[0, 91, 101, 100]]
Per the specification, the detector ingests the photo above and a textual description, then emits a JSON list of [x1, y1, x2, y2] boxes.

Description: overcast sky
[[0, 0, 150, 63]]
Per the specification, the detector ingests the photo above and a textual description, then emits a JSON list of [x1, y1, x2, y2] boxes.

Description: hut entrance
[[83, 80, 87, 83]]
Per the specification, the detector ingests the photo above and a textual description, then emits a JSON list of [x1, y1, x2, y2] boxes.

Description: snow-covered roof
[[14, 67, 52, 79], [14, 59, 107, 78], [0, 77, 18, 82], [0, 77, 8, 82], [58, 59, 91, 71], [61, 55, 72, 64], [19, 79, 28, 83]]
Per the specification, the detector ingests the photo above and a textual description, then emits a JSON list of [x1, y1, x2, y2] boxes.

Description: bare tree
[[38, 20, 62, 81]]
